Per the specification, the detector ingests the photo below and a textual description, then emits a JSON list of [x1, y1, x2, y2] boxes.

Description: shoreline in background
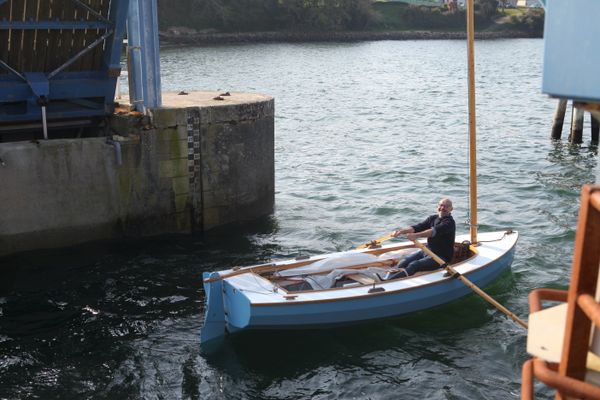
[[159, 29, 541, 45]]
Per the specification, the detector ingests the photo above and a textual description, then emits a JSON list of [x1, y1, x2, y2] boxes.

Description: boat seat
[[346, 273, 376, 285]]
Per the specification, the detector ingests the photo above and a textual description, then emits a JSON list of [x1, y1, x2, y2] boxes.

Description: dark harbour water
[[1, 39, 599, 399]]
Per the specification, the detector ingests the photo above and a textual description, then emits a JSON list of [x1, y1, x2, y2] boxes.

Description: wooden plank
[[34, 0, 51, 72], [45, 0, 61, 71], [559, 185, 600, 382], [78, 0, 101, 71], [346, 274, 376, 285], [90, 0, 108, 71], [48, 0, 68, 71], [0, 0, 11, 74], [206, 258, 398, 283], [59, 0, 78, 72], [20, 0, 38, 72], [7, 0, 24, 73]]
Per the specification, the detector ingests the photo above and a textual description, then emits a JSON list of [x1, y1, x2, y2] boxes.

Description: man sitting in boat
[[388, 198, 456, 278]]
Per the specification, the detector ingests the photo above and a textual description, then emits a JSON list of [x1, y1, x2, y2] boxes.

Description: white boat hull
[[201, 231, 518, 347]]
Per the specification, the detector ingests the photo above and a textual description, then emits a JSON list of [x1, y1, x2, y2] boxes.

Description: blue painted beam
[[139, 0, 162, 109], [0, 78, 119, 103], [0, 21, 110, 30], [49, 30, 113, 79], [543, 0, 600, 102], [0, 108, 106, 122], [0, 0, 134, 125]]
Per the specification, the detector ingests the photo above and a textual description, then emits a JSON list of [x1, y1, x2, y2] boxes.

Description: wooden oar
[[411, 239, 528, 329], [204, 258, 399, 283], [356, 233, 394, 249]]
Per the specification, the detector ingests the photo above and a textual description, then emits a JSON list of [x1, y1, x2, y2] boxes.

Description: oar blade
[[356, 234, 394, 249]]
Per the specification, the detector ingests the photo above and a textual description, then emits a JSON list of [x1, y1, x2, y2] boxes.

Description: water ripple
[[2, 39, 599, 399]]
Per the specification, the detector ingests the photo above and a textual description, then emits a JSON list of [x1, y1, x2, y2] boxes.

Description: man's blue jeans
[[398, 250, 441, 276]]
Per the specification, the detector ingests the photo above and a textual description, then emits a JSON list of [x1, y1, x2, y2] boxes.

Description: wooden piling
[[592, 115, 599, 143], [551, 99, 568, 139], [569, 105, 584, 144]]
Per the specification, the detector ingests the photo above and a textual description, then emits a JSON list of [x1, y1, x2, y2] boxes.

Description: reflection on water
[[1, 39, 598, 399]]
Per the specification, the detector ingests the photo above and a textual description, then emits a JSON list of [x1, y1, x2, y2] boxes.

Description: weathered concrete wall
[[0, 91, 274, 257]]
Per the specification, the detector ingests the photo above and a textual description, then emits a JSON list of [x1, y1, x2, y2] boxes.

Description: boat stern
[[200, 272, 226, 348]]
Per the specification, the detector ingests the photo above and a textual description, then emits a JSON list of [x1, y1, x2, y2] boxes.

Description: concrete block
[[157, 136, 188, 160], [159, 159, 189, 178], [173, 211, 191, 231], [174, 193, 189, 213], [158, 126, 188, 141], [202, 189, 235, 208], [172, 176, 190, 196], [201, 100, 274, 124], [203, 206, 226, 229], [110, 113, 144, 136], [0, 91, 274, 257], [151, 107, 184, 128]]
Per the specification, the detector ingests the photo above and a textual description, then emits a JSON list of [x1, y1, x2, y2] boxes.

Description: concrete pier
[[0, 92, 274, 257]]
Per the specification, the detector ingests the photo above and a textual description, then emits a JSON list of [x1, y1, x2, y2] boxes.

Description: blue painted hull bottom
[[226, 246, 515, 332]]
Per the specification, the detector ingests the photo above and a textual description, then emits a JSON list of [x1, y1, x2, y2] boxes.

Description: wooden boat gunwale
[[203, 242, 417, 283], [251, 236, 516, 306], [220, 231, 518, 306], [265, 245, 481, 295]]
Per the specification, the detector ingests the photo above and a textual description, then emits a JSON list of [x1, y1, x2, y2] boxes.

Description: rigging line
[[249, 268, 278, 294], [476, 231, 513, 243], [240, 288, 275, 295]]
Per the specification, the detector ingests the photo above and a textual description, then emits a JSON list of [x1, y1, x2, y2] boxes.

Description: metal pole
[[41, 106, 48, 140], [138, 0, 162, 108], [127, 0, 144, 112]]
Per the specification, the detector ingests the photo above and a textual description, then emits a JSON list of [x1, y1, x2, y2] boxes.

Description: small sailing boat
[[200, 0, 519, 347]]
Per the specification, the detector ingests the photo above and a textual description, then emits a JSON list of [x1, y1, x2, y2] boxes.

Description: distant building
[[445, 0, 465, 7], [388, 0, 445, 6], [517, 0, 542, 7]]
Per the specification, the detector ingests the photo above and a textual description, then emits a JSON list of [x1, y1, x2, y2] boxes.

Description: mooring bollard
[[569, 104, 584, 144], [551, 99, 568, 139]]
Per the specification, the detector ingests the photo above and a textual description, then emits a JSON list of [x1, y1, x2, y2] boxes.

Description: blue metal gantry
[[0, 0, 161, 136], [541, 0, 600, 103]]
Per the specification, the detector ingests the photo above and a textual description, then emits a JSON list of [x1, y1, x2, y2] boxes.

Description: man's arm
[[390, 226, 414, 237], [405, 228, 433, 241], [391, 215, 435, 239]]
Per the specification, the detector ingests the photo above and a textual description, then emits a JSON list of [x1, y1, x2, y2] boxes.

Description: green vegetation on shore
[[157, 0, 544, 37]]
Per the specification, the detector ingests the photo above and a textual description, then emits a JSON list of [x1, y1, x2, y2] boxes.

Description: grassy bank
[[157, 0, 544, 42]]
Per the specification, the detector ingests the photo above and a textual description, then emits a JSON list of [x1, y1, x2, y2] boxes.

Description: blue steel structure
[[541, 0, 600, 103], [0, 0, 161, 135], [127, 0, 161, 112]]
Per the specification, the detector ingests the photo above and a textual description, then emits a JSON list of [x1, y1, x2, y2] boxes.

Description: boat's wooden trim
[[250, 239, 516, 306], [346, 274, 377, 285], [203, 243, 416, 283], [276, 244, 479, 295]]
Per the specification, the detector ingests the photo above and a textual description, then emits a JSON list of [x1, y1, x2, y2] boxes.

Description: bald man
[[388, 198, 456, 278]]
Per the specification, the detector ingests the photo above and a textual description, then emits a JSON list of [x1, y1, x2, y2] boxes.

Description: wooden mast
[[466, 0, 478, 244]]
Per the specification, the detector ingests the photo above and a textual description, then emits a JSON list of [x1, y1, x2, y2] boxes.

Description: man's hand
[[406, 232, 418, 241]]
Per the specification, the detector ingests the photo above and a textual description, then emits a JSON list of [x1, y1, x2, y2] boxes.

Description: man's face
[[437, 200, 453, 217]]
